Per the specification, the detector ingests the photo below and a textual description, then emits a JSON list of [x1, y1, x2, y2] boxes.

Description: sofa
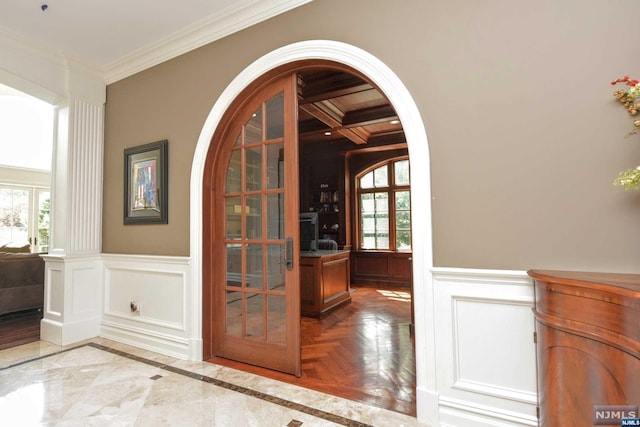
[[0, 249, 45, 317]]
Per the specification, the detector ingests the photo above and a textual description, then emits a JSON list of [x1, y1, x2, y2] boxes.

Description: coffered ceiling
[[298, 70, 404, 147]]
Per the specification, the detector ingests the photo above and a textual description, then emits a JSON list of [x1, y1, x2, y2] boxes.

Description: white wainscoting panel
[[101, 254, 191, 359], [432, 268, 538, 427]]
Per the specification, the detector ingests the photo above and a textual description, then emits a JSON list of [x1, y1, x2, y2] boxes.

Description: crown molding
[[0, 27, 105, 105], [104, 0, 313, 84]]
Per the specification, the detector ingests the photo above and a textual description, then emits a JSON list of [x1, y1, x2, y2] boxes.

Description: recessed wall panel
[[454, 298, 536, 393], [105, 264, 186, 329], [46, 267, 63, 316]]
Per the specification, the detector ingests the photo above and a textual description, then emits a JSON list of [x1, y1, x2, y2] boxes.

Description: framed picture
[[124, 140, 168, 224]]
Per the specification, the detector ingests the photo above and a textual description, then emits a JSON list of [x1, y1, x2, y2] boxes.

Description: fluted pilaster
[[68, 100, 104, 254], [50, 99, 104, 255]]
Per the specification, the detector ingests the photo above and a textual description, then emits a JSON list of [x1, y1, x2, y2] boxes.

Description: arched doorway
[[191, 40, 433, 418]]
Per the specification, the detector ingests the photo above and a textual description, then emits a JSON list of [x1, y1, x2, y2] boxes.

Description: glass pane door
[[215, 74, 300, 375]]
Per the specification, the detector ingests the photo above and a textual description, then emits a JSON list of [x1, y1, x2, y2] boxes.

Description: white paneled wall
[[100, 254, 192, 359], [431, 269, 538, 427]]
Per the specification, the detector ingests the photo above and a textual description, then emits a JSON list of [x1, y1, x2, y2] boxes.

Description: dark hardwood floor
[[0, 309, 42, 350], [210, 286, 416, 416]]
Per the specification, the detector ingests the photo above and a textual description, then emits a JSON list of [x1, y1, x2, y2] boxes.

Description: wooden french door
[[212, 74, 301, 376]]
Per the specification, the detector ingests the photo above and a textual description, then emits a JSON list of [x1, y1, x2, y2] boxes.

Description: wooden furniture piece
[[528, 270, 640, 427], [300, 249, 351, 317], [0, 252, 45, 317], [350, 251, 412, 288]]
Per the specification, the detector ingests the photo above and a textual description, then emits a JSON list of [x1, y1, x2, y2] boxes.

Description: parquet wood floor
[[209, 286, 416, 416]]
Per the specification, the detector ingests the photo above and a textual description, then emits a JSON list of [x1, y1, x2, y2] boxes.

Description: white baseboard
[[417, 386, 440, 426], [440, 397, 538, 427], [40, 315, 102, 346], [100, 320, 190, 360]]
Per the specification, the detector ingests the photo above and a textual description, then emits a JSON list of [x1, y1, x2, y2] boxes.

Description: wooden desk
[[300, 250, 351, 317], [528, 270, 640, 426]]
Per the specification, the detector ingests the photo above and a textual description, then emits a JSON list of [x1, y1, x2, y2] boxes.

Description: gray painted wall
[[104, 0, 640, 272]]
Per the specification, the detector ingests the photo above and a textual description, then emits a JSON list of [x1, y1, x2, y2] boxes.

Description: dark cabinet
[[528, 270, 640, 426], [300, 250, 351, 317]]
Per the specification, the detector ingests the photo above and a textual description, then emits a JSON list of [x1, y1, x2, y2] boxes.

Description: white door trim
[[190, 39, 435, 424]]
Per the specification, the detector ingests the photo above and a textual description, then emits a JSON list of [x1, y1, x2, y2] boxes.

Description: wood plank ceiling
[[297, 70, 405, 147]]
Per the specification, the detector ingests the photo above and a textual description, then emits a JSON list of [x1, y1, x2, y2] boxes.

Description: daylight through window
[[358, 158, 411, 251]]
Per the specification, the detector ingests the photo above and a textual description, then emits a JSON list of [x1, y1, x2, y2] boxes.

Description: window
[[0, 84, 54, 253], [0, 185, 50, 252], [0, 84, 54, 170], [357, 158, 411, 251]]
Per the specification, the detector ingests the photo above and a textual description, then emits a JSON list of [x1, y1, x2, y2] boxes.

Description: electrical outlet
[[130, 301, 139, 313]]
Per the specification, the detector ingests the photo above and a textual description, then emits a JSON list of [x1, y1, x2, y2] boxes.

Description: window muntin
[[223, 90, 287, 345], [357, 158, 411, 251]]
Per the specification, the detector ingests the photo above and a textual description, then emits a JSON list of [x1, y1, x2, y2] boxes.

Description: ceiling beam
[[342, 105, 398, 127], [299, 72, 374, 104], [366, 130, 406, 146], [300, 101, 398, 128], [298, 130, 405, 147], [299, 102, 368, 145]]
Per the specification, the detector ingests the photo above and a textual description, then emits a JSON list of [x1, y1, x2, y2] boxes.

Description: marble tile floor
[[0, 338, 427, 426]]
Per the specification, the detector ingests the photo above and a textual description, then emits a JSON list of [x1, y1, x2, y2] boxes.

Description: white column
[[41, 63, 106, 345], [41, 98, 104, 345], [0, 35, 106, 346]]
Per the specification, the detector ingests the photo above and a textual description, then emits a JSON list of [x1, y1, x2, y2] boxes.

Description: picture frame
[[123, 140, 168, 224]]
